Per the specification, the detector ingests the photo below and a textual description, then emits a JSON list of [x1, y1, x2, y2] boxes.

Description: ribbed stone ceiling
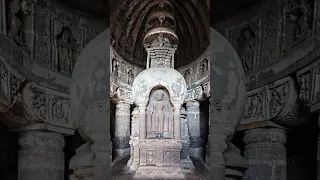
[[110, 0, 210, 68]]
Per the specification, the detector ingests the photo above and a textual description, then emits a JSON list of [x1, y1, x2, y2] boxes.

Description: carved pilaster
[[18, 131, 65, 180], [243, 128, 286, 180], [112, 102, 131, 158]]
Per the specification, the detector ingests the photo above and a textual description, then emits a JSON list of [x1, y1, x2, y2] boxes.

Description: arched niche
[[131, 67, 187, 107], [146, 87, 174, 139]]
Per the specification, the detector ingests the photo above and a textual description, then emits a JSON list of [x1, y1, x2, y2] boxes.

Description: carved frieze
[[110, 46, 143, 86], [243, 87, 267, 123], [50, 95, 70, 124], [0, 58, 26, 108], [242, 76, 300, 125], [22, 82, 73, 128], [297, 59, 320, 112], [30, 85, 47, 120], [185, 86, 203, 101], [177, 47, 209, 86], [0, 61, 9, 104]]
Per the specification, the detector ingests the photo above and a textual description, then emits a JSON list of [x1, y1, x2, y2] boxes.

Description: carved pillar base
[[243, 128, 286, 180], [209, 131, 227, 180], [88, 132, 110, 180], [18, 131, 65, 180]]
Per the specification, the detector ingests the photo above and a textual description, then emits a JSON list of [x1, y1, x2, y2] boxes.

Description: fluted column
[[186, 101, 203, 159], [18, 131, 65, 180], [113, 102, 131, 158], [243, 128, 287, 180]]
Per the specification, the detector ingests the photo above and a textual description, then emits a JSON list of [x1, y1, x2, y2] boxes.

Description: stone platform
[[134, 166, 185, 179], [111, 156, 209, 180]]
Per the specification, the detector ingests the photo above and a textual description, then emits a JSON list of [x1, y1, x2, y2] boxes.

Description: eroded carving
[[7, 0, 34, 52], [51, 95, 70, 123], [269, 83, 289, 117], [53, 27, 78, 73], [238, 27, 255, 72], [0, 62, 9, 101], [30, 87, 47, 120]]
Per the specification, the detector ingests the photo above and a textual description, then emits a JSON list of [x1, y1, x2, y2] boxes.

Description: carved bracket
[[241, 76, 304, 126], [185, 86, 203, 101], [110, 80, 132, 103], [297, 58, 320, 112], [0, 58, 26, 111], [22, 82, 74, 130]]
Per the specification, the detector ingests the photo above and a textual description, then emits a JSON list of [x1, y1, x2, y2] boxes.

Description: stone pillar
[[127, 107, 139, 167], [180, 107, 189, 159], [89, 132, 110, 180], [113, 102, 131, 158], [243, 128, 287, 180], [209, 127, 227, 180], [186, 101, 204, 159], [174, 105, 181, 140], [18, 131, 65, 180], [139, 105, 147, 139]]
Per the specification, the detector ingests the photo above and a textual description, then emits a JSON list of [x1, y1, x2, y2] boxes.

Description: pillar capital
[[18, 131, 65, 180], [243, 128, 286, 145], [243, 128, 287, 180]]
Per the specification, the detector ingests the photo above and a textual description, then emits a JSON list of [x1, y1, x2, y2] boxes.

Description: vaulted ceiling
[[110, 0, 210, 68], [56, 0, 257, 67]]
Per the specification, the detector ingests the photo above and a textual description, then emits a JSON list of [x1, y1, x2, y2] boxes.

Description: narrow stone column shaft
[[186, 101, 203, 158], [18, 131, 65, 180], [174, 105, 181, 140], [113, 102, 131, 157], [243, 128, 287, 180], [139, 106, 147, 139]]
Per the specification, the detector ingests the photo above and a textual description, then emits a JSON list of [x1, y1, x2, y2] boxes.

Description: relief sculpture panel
[[7, 0, 35, 53], [226, 16, 262, 73], [282, 0, 315, 55], [110, 47, 143, 86], [33, 0, 103, 74]]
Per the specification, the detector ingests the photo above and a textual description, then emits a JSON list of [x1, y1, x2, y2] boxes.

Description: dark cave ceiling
[[110, 0, 210, 68], [57, 0, 256, 67]]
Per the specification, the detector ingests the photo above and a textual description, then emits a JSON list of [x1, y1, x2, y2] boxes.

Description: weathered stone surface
[[18, 131, 65, 180]]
